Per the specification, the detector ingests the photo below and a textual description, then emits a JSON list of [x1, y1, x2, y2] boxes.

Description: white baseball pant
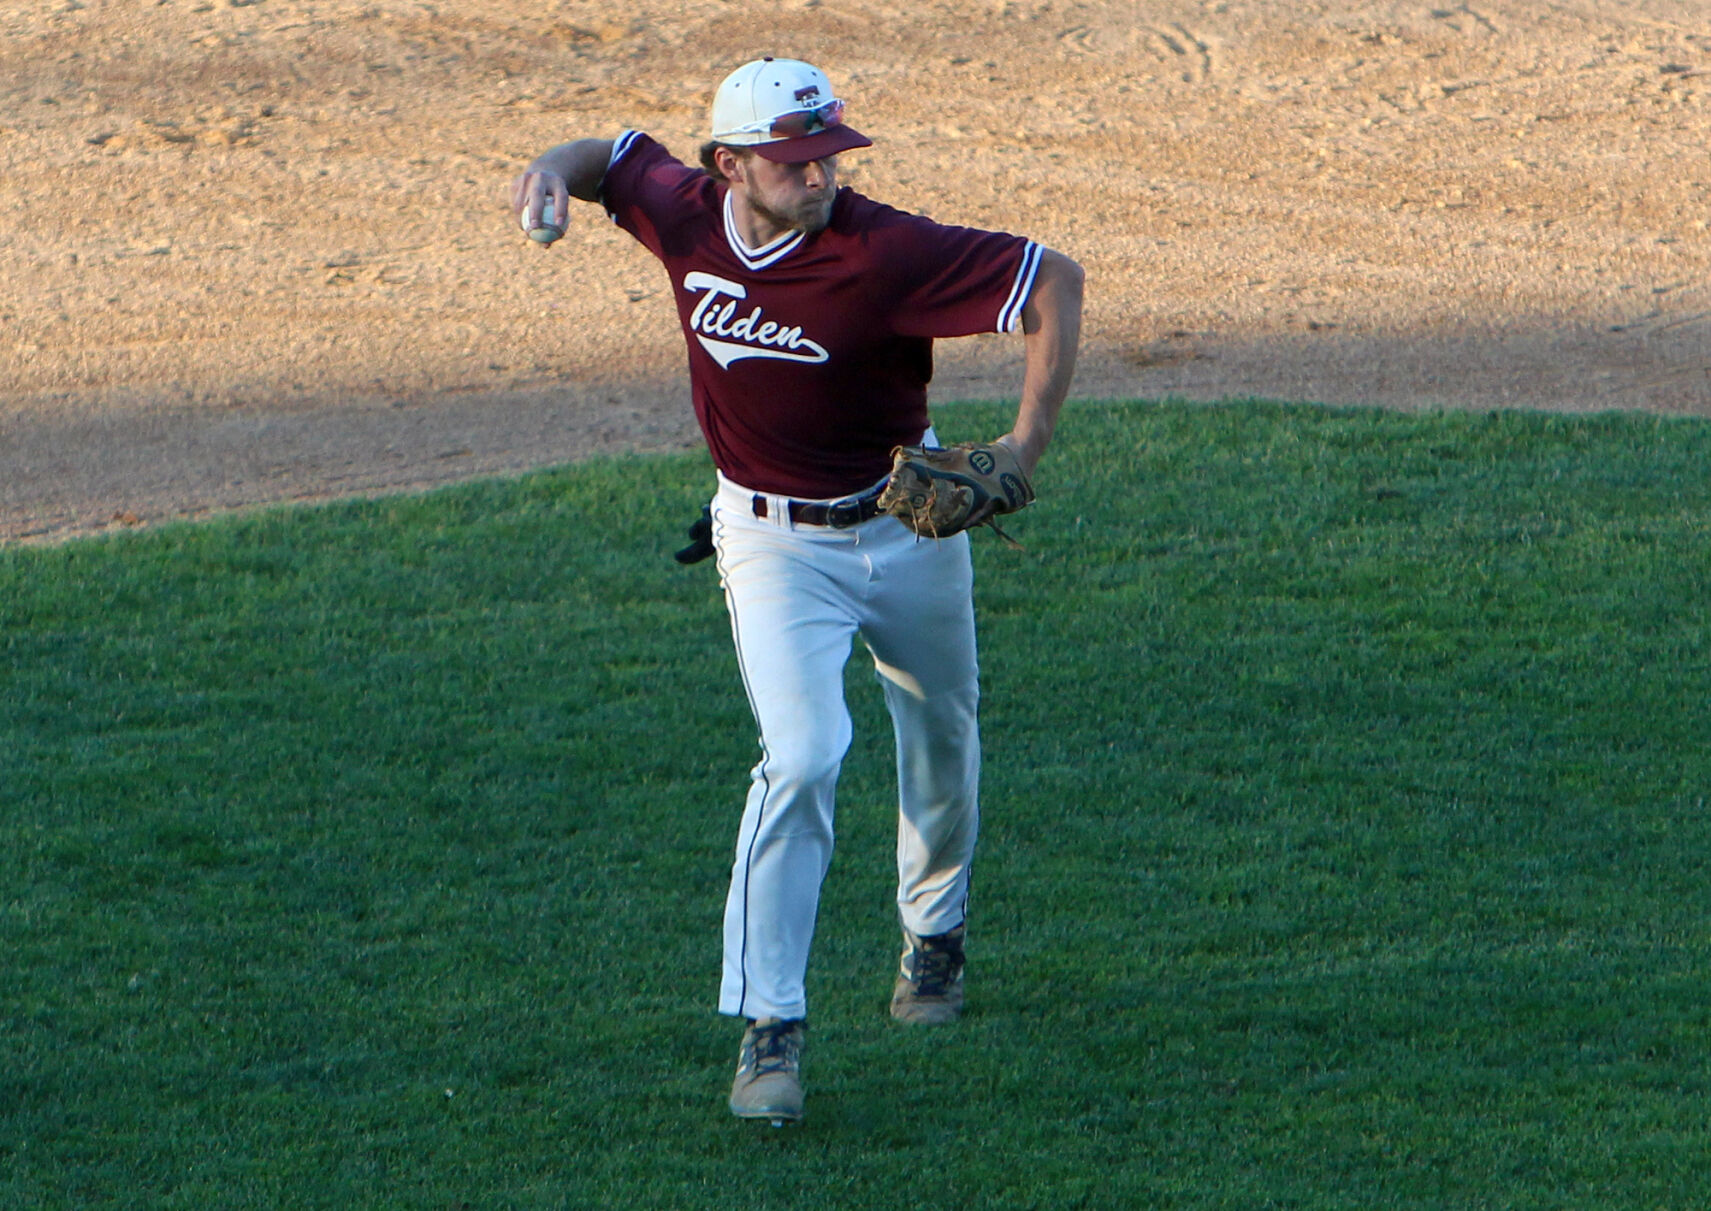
[[710, 471, 981, 1022]]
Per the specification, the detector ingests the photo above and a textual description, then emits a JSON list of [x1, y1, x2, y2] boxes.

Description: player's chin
[[795, 198, 835, 234]]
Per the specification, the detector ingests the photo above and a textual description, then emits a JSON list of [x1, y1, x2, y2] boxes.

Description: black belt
[[752, 484, 886, 529]]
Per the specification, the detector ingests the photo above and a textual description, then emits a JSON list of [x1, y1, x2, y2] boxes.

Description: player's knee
[[757, 731, 848, 800], [762, 750, 844, 798]]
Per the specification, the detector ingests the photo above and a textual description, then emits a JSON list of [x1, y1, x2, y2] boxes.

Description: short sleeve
[[875, 209, 1043, 338], [599, 132, 719, 261]]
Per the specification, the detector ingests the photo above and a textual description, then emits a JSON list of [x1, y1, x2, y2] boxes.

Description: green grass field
[[5, 399, 1711, 1209]]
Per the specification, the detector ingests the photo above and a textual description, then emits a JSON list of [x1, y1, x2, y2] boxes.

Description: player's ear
[[714, 145, 751, 185]]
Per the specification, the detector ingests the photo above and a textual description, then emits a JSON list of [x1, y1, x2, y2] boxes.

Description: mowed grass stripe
[[4, 399, 1710, 1209]]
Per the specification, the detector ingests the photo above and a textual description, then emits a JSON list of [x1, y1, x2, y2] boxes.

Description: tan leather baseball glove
[[876, 441, 1035, 540]]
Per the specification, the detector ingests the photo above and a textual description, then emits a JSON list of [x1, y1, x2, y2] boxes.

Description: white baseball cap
[[710, 57, 872, 163]]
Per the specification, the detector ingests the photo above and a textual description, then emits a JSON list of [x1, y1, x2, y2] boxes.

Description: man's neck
[[726, 189, 796, 248]]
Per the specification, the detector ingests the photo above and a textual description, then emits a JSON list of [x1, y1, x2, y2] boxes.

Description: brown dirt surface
[[5, 0, 1710, 543]]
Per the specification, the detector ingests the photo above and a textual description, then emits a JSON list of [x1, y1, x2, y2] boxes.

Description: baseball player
[[511, 57, 1083, 1125]]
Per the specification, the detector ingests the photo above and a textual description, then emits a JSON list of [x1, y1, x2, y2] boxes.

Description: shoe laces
[[746, 1019, 802, 1077], [908, 936, 963, 998]]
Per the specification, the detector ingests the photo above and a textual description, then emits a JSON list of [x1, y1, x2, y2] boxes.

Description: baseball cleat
[[729, 1017, 805, 1124], [890, 924, 966, 1025]]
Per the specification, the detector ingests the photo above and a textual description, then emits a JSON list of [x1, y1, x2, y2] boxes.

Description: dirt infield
[[4, 0, 1709, 542]]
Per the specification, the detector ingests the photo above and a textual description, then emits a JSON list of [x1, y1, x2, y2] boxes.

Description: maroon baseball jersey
[[599, 132, 1042, 499]]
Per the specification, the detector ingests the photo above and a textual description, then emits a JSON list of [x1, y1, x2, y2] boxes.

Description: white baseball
[[525, 197, 564, 243]]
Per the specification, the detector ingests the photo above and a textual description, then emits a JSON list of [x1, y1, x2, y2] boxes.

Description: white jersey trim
[[602, 131, 645, 223], [723, 192, 805, 271], [997, 241, 1044, 334], [609, 130, 644, 172]]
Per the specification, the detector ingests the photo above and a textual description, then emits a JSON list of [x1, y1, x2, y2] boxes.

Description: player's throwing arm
[[509, 139, 615, 246]]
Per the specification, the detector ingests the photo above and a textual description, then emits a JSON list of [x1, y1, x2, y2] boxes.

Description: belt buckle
[[824, 497, 864, 528]]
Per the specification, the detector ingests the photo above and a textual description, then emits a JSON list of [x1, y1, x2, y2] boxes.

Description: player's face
[[734, 154, 839, 237]]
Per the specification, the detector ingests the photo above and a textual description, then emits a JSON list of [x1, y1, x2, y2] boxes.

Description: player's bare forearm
[[1000, 248, 1084, 478], [509, 138, 615, 233]]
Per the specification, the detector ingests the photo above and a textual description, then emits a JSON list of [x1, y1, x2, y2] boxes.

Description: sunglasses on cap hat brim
[[729, 98, 874, 163], [740, 98, 847, 140]]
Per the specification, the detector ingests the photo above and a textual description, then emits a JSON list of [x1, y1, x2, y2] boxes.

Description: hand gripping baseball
[[876, 440, 1036, 541], [512, 170, 568, 245]]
